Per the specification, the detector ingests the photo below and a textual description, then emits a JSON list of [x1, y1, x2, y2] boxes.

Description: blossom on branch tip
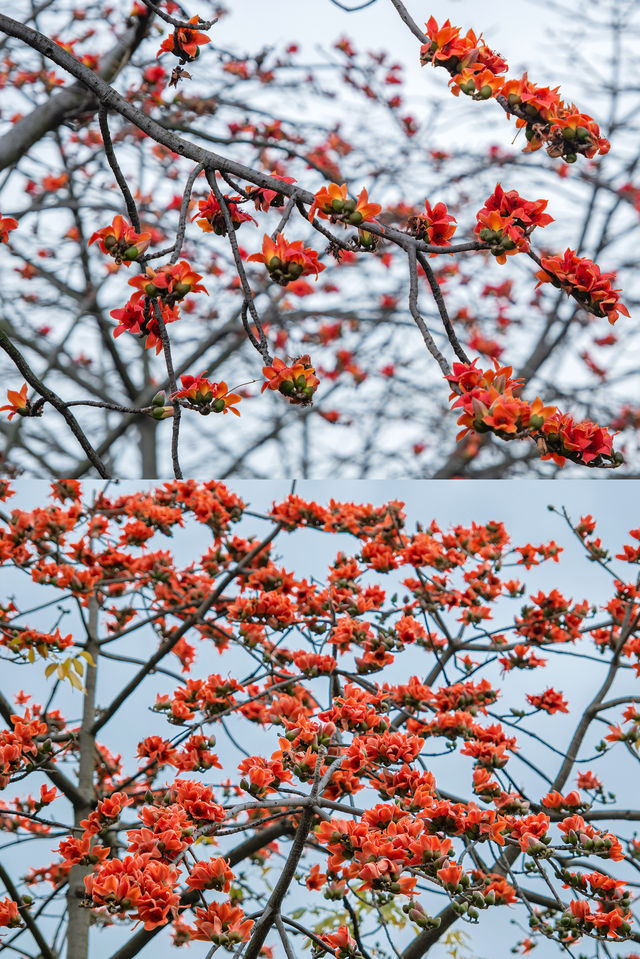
[[157, 16, 211, 62], [245, 172, 296, 212], [193, 193, 257, 235], [111, 297, 180, 354], [171, 373, 241, 415], [128, 260, 207, 306], [262, 355, 319, 405], [0, 384, 30, 420], [475, 184, 552, 263], [308, 182, 382, 227], [248, 233, 324, 285], [446, 359, 621, 468], [534, 249, 629, 325], [88, 215, 151, 266], [408, 200, 456, 248]]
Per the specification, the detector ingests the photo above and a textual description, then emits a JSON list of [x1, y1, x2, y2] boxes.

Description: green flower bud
[[173, 281, 191, 298], [279, 380, 294, 395], [145, 282, 159, 297], [152, 391, 166, 407], [576, 126, 591, 141], [565, 153, 577, 163], [349, 210, 364, 225], [478, 84, 493, 99], [122, 246, 140, 260], [103, 235, 118, 250], [211, 398, 226, 413], [331, 198, 345, 213], [343, 198, 356, 214], [268, 256, 283, 270], [288, 262, 304, 278], [562, 126, 577, 139], [507, 92, 521, 106]]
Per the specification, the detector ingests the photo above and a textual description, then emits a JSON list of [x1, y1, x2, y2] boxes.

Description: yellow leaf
[[27, 647, 35, 663], [68, 672, 84, 690], [45, 663, 58, 678], [79, 651, 95, 667], [72, 658, 84, 676], [37, 644, 49, 659]]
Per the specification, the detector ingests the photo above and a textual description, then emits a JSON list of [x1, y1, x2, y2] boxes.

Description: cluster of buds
[[193, 192, 257, 236], [89, 215, 151, 266], [262, 355, 319, 405], [147, 391, 174, 421], [308, 182, 382, 228], [248, 233, 324, 285], [402, 900, 442, 929], [170, 373, 241, 416]]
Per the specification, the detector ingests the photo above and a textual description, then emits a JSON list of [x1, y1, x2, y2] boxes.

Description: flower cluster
[[171, 373, 241, 415], [446, 360, 621, 468], [128, 260, 208, 307], [535, 249, 629, 325], [248, 233, 325, 285], [408, 200, 457, 247], [475, 183, 553, 263], [308, 182, 382, 227], [88, 215, 151, 266], [193, 192, 257, 236], [110, 298, 180, 354], [261, 355, 319, 405], [421, 18, 610, 161]]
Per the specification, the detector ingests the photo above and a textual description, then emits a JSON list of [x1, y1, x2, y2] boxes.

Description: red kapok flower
[[308, 182, 382, 227], [409, 200, 457, 247], [262, 355, 319, 405], [88, 215, 151, 266], [0, 214, 18, 244], [248, 233, 325, 285], [111, 297, 180, 354], [535, 249, 629, 325], [157, 16, 211, 62], [171, 373, 241, 415], [128, 260, 207, 305], [193, 193, 257, 235], [0, 384, 30, 420], [245, 172, 297, 212]]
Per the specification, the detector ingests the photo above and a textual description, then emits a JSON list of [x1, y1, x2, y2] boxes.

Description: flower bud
[[123, 246, 140, 260], [151, 406, 174, 420], [343, 198, 356, 214], [279, 380, 295, 395], [152, 391, 166, 407], [104, 235, 118, 250], [173, 281, 191, 298], [331, 198, 345, 213], [211, 398, 226, 413]]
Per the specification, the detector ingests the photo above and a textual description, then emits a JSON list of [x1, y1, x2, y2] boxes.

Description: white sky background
[[2, 478, 640, 959]]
